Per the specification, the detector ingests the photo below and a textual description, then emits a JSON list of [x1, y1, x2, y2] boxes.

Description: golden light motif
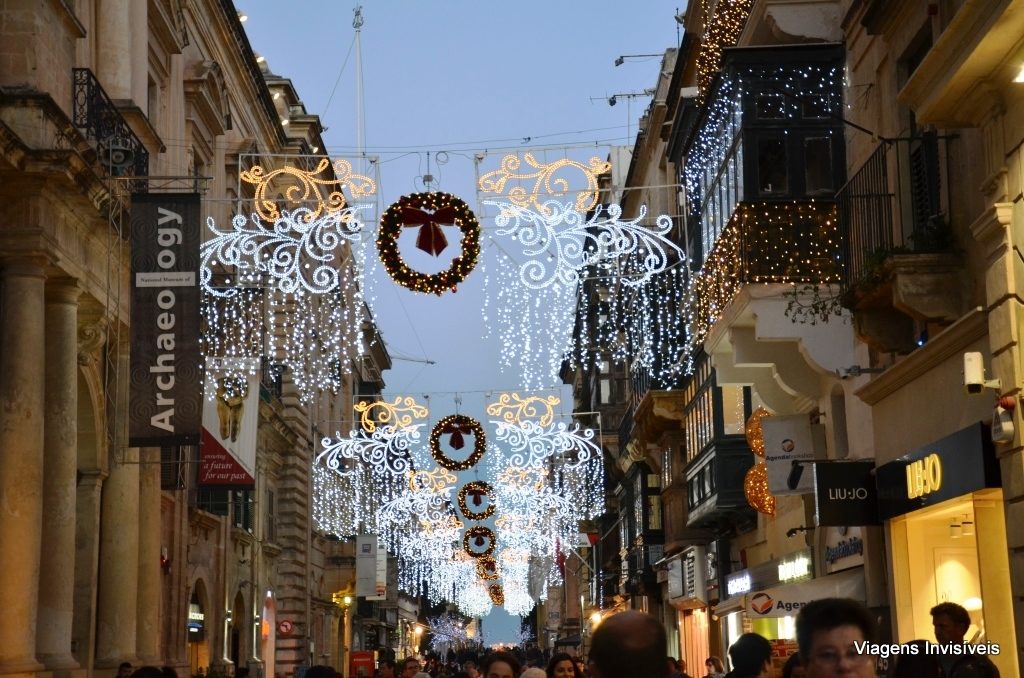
[[354, 396, 428, 433], [485, 392, 561, 427], [240, 158, 376, 223], [745, 407, 771, 457], [496, 466, 549, 491], [478, 153, 611, 215], [407, 467, 457, 493], [744, 461, 775, 515]]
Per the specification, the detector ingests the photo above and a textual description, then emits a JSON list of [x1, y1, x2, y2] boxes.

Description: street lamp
[[614, 53, 663, 67], [333, 591, 355, 678]]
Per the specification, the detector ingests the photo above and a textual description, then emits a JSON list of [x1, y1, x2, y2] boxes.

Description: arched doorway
[[189, 580, 211, 675], [231, 590, 246, 669]]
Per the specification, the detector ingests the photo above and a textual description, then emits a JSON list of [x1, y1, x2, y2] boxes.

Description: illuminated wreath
[[458, 481, 495, 520], [378, 192, 481, 295], [463, 526, 496, 559], [476, 554, 499, 581], [488, 584, 504, 605], [429, 415, 486, 471]]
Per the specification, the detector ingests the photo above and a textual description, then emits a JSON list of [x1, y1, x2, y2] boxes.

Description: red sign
[[199, 428, 255, 486], [350, 651, 375, 677]]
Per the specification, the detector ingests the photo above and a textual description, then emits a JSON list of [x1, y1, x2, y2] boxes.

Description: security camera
[[964, 352, 1000, 395]]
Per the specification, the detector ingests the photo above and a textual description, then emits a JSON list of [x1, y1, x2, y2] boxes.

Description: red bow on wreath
[[402, 205, 459, 256], [441, 420, 474, 450]]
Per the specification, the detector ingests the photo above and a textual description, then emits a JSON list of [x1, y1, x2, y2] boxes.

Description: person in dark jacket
[[725, 633, 772, 678]]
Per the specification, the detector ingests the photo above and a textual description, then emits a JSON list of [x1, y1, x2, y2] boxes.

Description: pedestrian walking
[[587, 610, 670, 678], [725, 633, 772, 678], [547, 652, 582, 678], [930, 602, 999, 677], [480, 651, 520, 678], [795, 597, 875, 678]]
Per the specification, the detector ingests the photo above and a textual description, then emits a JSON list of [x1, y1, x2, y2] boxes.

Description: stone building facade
[[0, 2, 385, 678]]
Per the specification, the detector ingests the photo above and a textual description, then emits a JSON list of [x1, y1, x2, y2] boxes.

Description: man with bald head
[[588, 610, 670, 678]]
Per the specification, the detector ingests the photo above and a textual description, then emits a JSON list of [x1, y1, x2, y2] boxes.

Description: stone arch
[[231, 588, 247, 667], [188, 577, 213, 674], [76, 349, 106, 472]]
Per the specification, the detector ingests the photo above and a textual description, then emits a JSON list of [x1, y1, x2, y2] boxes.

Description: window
[[663, 447, 673, 488], [196, 488, 229, 516], [801, 95, 830, 119], [756, 94, 786, 119], [721, 385, 746, 435], [147, 77, 159, 127], [232, 490, 253, 532], [647, 496, 663, 531], [598, 358, 613, 405], [804, 137, 834, 195], [757, 137, 788, 195]]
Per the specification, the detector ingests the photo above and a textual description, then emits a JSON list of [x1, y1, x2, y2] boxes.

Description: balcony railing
[[837, 134, 952, 290], [72, 68, 149, 190], [690, 199, 840, 347]]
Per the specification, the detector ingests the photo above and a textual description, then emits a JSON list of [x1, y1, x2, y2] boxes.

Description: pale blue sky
[[243, 0, 681, 645]]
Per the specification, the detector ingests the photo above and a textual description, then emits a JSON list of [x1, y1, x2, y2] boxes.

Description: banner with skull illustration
[[198, 370, 259, 488]]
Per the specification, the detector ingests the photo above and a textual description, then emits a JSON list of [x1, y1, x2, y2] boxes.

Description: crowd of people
[[119, 598, 999, 678]]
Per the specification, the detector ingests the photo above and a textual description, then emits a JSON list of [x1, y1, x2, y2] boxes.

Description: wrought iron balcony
[[72, 68, 149, 190], [837, 134, 952, 291]]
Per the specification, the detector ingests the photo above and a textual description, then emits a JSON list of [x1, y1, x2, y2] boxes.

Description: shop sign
[[814, 461, 880, 526], [726, 572, 751, 596], [187, 601, 205, 641], [777, 553, 811, 582], [747, 569, 865, 618], [762, 415, 827, 495], [823, 527, 864, 574], [876, 423, 1000, 520]]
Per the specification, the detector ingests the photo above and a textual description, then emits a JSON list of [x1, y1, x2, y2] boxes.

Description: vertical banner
[[366, 541, 387, 600], [198, 370, 259, 488], [356, 535, 378, 597], [762, 415, 826, 495], [129, 193, 202, 446]]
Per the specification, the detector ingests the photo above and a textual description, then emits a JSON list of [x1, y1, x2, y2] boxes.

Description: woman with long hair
[[547, 652, 583, 678], [703, 656, 725, 678]]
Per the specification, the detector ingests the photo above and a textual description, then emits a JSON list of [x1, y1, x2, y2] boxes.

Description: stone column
[[37, 280, 83, 670], [96, 445, 140, 667], [136, 447, 162, 664], [0, 258, 48, 674], [129, 0, 147, 109], [95, 0, 131, 99]]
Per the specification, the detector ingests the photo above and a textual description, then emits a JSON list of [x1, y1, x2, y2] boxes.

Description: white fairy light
[[486, 200, 681, 290], [200, 288, 265, 398], [200, 207, 367, 297]]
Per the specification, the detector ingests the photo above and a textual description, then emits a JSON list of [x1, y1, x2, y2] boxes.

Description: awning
[[745, 568, 865, 618], [554, 635, 581, 646], [713, 595, 746, 617]]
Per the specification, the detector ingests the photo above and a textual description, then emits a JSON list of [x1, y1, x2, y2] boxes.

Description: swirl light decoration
[[200, 208, 367, 296], [240, 157, 376, 224], [485, 393, 561, 427], [355, 396, 429, 432], [485, 200, 681, 290], [477, 153, 611, 216], [491, 419, 605, 521]]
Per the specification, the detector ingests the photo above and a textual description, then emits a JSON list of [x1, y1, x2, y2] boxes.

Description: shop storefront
[[663, 546, 710, 672], [715, 549, 835, 672], [877, 422, 1018, 677]]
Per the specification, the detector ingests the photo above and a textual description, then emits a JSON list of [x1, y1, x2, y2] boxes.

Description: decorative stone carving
[[78, 317, 108, 366]]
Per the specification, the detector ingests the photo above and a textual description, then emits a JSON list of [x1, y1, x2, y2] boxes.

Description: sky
[[242, 0, 682, 645]]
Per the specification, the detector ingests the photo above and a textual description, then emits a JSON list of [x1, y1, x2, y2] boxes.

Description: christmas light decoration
[[457, 579, 493, 618], [378, 192, 481, 295], [200, 288, 265, 397], [486, 200, 680, 290], [745, 407, 771, 456], [481, 249, 579, 389], [354, 396, 429, 432], [485, 393, 561, 427], [463, 526, 496, 559], [429, 414, 487, 471], [476, 554, 499, 581], [458, 481, 495, 520], [478, 153, 611, 215], [488, 584, 504, 606], [200, 208, 367, 296], [696, 0, 754, 101], [426, 612, 471, 655], [240, 157, 376, 224], [744, 461, 775, 515]]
